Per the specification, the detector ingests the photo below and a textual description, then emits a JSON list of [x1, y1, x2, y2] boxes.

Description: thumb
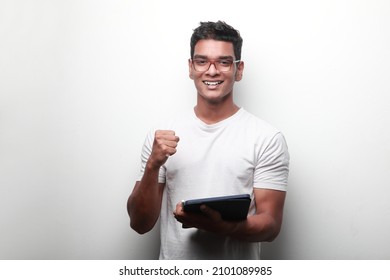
[[200, 205, 221, 221]]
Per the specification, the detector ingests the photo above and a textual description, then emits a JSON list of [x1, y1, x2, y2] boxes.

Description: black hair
[[190, 21, 243, 60]]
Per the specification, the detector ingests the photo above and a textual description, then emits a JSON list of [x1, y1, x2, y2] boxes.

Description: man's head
[[188, 21, 244, 105], [190, 21, 243, 61]]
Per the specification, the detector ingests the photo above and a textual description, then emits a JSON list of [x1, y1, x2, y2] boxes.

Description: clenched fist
[[148, 130, 180, 169]]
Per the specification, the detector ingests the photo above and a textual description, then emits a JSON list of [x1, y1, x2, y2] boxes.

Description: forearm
[[127, 163, 164, 234], [227, 189, 285, 242], [174, 202, 283, 242], [229, 213, 281, 242], [129, 130, 179, 234]]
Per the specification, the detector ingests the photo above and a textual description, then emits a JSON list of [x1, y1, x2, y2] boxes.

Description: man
[[127, 21, 290, 259]]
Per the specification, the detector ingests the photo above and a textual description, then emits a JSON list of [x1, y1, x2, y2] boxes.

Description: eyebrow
[[193, 55, 234, 60]]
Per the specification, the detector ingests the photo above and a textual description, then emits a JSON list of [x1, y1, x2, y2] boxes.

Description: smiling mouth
[[203, 81, 223, 86]]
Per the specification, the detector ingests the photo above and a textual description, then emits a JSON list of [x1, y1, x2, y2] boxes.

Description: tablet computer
[[182, 194, 251, 221]]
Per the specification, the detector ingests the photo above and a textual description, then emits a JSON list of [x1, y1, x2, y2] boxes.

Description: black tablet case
[[182, 194, 251, 220]]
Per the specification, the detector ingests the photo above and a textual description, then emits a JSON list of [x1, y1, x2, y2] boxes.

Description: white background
[[1, 0, 389, 260]]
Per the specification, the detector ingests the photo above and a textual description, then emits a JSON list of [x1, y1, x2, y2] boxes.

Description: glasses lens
[[217, 60, 233, 71], [193, 59, 208, 71], [193, 59, 233, 72]]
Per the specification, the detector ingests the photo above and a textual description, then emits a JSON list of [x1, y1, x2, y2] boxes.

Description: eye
[[194, 59, 207, 65], [218, 60, 232, 66]]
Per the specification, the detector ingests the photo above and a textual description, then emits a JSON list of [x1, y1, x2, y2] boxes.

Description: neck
[[194, 99, 240, 124]]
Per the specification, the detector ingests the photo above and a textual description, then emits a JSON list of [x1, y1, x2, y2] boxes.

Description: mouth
[[203, 80, 223, 86]]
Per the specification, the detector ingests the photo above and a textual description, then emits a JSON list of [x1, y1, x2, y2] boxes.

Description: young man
[[127, 21, 290, 259]]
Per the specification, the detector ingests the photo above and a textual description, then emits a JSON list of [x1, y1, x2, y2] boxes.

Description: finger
[[200, 205, 221, 221], [175, 201, 184, 213], [173, 202, 189, 227], [155, 130, 179, 140], [161, 135, 180, 143], [164, 140, 179, 148], [155, 133, 180, 145], [161, 146, 177, 157], [156, 129, 175, 134], [154, 138, 179, 157]]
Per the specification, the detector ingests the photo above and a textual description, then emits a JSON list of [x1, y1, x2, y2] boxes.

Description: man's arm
[[127, 174, 165, 234], [230, 188, 286, 242], [173, 188, 286, 242], [127, 130, 179, 234]]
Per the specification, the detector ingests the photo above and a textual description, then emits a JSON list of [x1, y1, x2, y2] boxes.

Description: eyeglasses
[[191, 58, 240, 72]]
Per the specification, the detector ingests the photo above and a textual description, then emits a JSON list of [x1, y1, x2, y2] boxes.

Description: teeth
[[204, 81, 222, 86]]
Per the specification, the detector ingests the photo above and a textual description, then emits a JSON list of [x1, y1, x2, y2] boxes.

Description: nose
[[206, 62, 219, 75]]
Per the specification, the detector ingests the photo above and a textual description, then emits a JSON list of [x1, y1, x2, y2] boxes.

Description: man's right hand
[[147, 130, 179, 169]]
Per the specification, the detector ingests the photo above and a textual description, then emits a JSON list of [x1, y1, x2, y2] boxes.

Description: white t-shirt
[[137, 108, 290, 259]]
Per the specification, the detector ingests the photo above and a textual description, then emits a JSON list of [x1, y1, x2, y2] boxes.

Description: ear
[[188, 59, 194, 80], [235, 61, 244, 81]]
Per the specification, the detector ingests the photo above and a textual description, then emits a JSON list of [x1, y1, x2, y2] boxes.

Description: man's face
[[189, 39, 244, 104]]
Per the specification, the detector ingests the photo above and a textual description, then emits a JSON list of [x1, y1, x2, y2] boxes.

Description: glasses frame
[[191, 58, 241, 72]]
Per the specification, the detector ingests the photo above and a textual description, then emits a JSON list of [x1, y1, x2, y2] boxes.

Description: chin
[[199, 92, 231, 103]]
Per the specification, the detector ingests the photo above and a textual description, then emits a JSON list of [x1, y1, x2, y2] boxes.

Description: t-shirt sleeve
[[253, 132, 290, 191], [136, 130, 166, 184]]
